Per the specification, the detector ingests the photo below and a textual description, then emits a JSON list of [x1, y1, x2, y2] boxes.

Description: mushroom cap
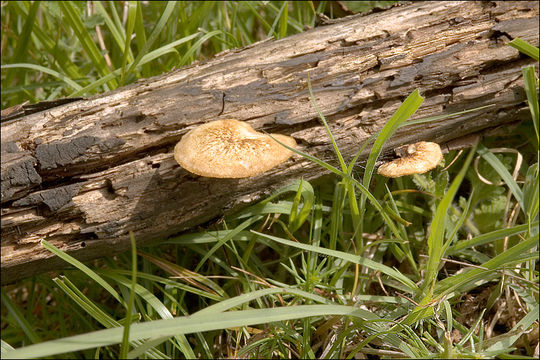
[[174, 119, 296, 178], [377, 141, 443, 178]]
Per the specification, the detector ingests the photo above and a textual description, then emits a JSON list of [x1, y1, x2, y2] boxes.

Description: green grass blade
[[1, 288, 42, 344], [436, 235, 539, 297], [307, 74, 348, 173], [126, 337, 170, 359], [99, 269, 222, 303], [363, 90, 424, 188], [52, 276, 169, 359], [57, 1, 117, 89], [244, 2, 273, 37], [347, 130, 378, 174], [94, 2, 133, 63], [139, 32, 202, 66], [266, 132, 347, 176], [3, 304, 395, 359], [69, 32, 200, 97], [508, 38, 539, 60], [9, 2, 84, 83], [134, 2, 150, 77], [423, 144, 477, 293], [2, 1, 39, 90], [484, 304, 539, 352], [98, 274, 197, 358], [41, 239, 125, 306], [476, 144, 524, 211], [1, 64, 83, 91], [267, 1, 288, 39], [124, 1, 178, 77], [440, 188, 475, 257], [178, 29, 222, 67], [457, 308, 486, 346], [252, 230, 417, 291], [447, 221, 538, 255], [164, 230, 252, 245], [120, 232, 138, 358], [402, 104, 496, 127], [523, 163, 539, 222], [2, 340, 15, 353], [349, 177, 408, 242], [522, 65, 539, 145], [120, 1, 138, 84], [347, 104, 494, 173], [193, 288, 331, 316], [69, 68, 122, 97], [193, 215, 264, 273], [278, 1, 289, 38], [11, 1, 38, 63], [288, 179, 315, 232], [53, 276, 119, 327]]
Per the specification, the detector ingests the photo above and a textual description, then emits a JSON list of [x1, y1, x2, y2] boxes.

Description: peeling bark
[[1, 1, 538, 284]]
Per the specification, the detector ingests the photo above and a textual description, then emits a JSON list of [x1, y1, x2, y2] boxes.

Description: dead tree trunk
[[1, 1, 538, 284]]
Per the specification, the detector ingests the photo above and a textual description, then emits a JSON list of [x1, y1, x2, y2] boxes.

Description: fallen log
[[1, 1, 538, 284]]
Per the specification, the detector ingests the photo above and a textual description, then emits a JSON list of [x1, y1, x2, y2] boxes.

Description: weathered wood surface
[[1, 1, 538, 284]]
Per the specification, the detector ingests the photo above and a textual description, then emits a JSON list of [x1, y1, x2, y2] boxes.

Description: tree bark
[[1, 1, 538, 284]]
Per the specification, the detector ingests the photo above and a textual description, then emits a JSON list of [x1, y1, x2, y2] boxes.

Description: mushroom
[[174, 119, 296, 178], [377, 141, 443, 178]]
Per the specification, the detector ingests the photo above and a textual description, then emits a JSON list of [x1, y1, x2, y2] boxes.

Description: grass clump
[[3, 75, 538, 357], [2, 2, 538, 359]]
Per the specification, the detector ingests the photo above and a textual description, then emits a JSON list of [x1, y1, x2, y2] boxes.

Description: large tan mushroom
[[377, 141, 443, 178], [174, 119, 296, 178]]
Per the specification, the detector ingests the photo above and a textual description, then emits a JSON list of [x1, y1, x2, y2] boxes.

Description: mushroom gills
[[377, 141, 443, 178]]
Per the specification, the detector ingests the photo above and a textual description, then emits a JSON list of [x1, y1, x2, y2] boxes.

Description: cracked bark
[[1, 1, 538, 284]]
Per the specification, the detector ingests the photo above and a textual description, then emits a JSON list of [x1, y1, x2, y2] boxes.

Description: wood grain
[[1, 1, 538, 284]]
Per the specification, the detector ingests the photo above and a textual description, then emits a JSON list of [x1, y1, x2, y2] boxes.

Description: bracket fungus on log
[[377, 141, 443, 178], [174, 119, 297, 178]]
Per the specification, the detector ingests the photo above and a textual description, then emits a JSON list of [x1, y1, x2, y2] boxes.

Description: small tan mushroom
[[174, 119, 296, 178], [377, 141, 443, 178]]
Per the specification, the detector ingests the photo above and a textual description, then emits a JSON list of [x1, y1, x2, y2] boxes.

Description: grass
[[2, 1, 539, 359], [1, 1, 396, 106]]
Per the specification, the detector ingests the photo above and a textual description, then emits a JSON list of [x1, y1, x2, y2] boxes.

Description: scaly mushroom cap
[[174, 119, 296, 178], [377, 141, 443, 178]]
